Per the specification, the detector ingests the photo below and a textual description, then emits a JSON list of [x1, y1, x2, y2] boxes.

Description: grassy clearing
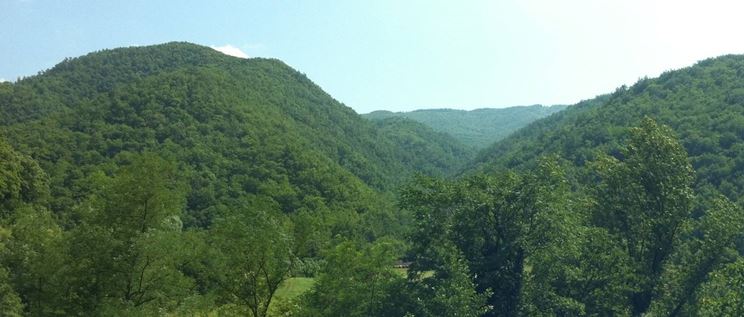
[[274, 277, 315, 299], [268, 277, 315, 315]]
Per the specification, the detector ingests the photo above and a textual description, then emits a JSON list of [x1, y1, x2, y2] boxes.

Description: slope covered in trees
[[0, 43, 474, 315], [474, 55, 744, 204], [0, 42, 472, 228], [363, 105, 567, 148]]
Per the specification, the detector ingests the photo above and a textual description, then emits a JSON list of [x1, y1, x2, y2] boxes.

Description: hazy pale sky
[[2, 0, 744, 113]]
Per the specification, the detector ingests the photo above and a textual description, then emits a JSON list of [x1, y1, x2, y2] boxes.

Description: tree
[[401, 157, 582, 317], [405, 241, 492, 317], [298, 239, 407, 317], [63, 153, 195, 314], [0, 226, 23, 317], [209, 201, 294, 317], [592, 118, 694, 315], [695, 259, 744, 316], [650, 196, 744, 316], [0, 137, 48, 218]]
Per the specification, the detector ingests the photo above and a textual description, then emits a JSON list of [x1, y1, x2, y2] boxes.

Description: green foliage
[[371, 117, 476, 176], [298, 239, 406, 317], [591, 118, 694, 315], [401, 157, 576, 317], [4, 42, 744, 316], [59, 154, 196, 315], [0, 42, 474, 316], [650, 196, 744, 316], [696, 259, 744, 316], [476, 55, 744, 206], [0, 227, 23, 317], [0, 138, 48, 217], [208, 205, 294, 317], [364, 105, 567, 149], [0, 266, 23, 317], [400, 119, 744, 316], [0, 42, 472, 231], [404, 242, 492, 317]]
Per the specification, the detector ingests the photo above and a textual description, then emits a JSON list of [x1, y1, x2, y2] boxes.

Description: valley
[[1, 43, 744, 316]]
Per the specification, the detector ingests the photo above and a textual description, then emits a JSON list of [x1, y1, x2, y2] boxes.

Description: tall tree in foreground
[[209, 200, 295, 317], [297, 239, 406, 317], [591, 117, 694, 315], [591, 117, 744, 316], [649, 196, 744, 316], [64, 153, 195, 314], [0, 138, 56, 316], [400, 164, 578, 317]]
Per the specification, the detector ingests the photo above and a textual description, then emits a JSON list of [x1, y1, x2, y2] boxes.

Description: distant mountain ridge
[[362, 105, 568, 148]]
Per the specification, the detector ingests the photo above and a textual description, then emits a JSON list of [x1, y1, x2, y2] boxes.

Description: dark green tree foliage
[[475, 55, 744, 206], [404, 242, 492, 317], [371, 117, 476, 176], [0, 42, 473, 232], [208, 205, 294, 317], [60, 153, 195, 314], [547, 226, 635, 316], [399, 119, 744, 316], [0, 138, 48, 216], [297, 239, 407, 317], [400, 158, 574, 317], [0, 227, 23, 317], [591, 118, 694, 314], [0, 138, 50, 316], [4, 43, 744, 316], [696, 259, 744, 316], [4, 208, 66, 316], [0, 43, 474, 315], [586, 119, 744, 316], [650, 196, 744, 316]]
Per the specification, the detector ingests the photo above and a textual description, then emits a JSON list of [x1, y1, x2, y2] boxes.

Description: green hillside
[[0, 43, 475, 314], [0, 42, 472, 227], [363, 105, 567, 148], [474, 54, 744, 204]]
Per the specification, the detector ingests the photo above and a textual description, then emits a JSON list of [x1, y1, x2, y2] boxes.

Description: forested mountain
[[473, 54, 744, 204], [363, 105, 567, 148], [0, 42, 472, 227]]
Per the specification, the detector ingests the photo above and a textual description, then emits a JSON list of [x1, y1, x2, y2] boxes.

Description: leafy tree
[[554, 227, 635, 316], [696, 259, 744, 316], [591, 118, 694, 315], [0, 226, 23, 317], [209, 202, 294, 317], [401, 157, 581, 317], [298, 239, 406, 317], [650, 196, 744, 316], [404, 241, 492, 317], [0, 138, 48, 218], [62, 153, 195, 314]]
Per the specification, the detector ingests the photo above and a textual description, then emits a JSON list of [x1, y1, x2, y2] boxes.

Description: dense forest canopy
[[2, 43, 744, 316], [363, 105, 567, 149], [0, 42, 474, 227], [474, 55, 744, 205]]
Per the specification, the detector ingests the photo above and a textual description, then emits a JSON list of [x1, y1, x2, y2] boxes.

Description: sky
[[2, 0, 744, 114]]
